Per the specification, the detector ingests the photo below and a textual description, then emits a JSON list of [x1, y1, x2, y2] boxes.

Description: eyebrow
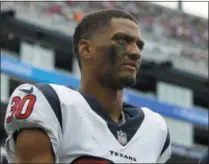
[[111, 32, 145, 49]]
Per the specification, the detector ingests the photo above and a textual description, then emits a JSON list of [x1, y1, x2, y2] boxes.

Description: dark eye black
[[118, 39, 127, 45]]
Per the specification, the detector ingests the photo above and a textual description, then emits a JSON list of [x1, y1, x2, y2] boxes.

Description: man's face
[[90, 18, 144, 90]]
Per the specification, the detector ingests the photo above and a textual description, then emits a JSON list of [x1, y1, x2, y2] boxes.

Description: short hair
[[72, 9, 138, 69]]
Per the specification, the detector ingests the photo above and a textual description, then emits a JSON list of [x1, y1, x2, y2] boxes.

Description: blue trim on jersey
[[160, 129, 170, 156], [35, 84, 62, 130]]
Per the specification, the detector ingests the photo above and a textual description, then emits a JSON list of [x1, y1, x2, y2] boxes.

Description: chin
[[120, 76, 136, 88], [101, 72, 136, 90]]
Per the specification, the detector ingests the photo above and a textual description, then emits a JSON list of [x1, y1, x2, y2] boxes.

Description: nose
[[127, 43, 141, 60]]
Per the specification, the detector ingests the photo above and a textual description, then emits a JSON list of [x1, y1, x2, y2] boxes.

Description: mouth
[[122, 62, 138, 71], [123, 65, 136, 71]]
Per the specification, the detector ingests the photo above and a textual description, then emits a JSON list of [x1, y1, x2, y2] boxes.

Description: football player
[[4, 9, 171, 163]]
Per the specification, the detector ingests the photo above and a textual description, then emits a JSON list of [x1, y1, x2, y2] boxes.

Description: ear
[[78, 39, 93, 59]]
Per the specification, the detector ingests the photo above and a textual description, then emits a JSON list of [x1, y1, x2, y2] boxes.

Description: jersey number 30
[[6, 95, 36, 123]]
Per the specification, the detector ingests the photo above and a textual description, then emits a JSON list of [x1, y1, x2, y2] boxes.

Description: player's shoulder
[[11, 83, 79, 109], [47, 83, 76, 94], [48, 84, 83, 104], [13, 83, 77, 97], [140, 107, 168, 130], [6, 83, 77, 131]]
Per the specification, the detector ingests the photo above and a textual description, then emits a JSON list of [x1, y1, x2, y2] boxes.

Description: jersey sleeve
[[157, 120, 172, 163], [4, 83, 62, 163]]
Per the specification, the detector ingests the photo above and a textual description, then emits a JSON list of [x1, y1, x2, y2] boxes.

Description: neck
[[79, 76, 124, 123]]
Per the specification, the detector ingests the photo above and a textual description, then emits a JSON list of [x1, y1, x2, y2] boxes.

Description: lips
[[123, 61, 138, 70]]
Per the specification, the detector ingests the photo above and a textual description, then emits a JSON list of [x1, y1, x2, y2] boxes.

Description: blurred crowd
[[2, 1, 208, 47], [1, 1, 208, 77], [47, 1, 208, 48], [134, 2, 208, 48]]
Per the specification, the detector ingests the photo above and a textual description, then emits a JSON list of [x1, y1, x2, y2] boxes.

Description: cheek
[[94, 54, 109, 72], [106, 44, 126, 65], [96, 44, 126, 72], [116, 44, 127, 58], [95, 58, 116, 78]]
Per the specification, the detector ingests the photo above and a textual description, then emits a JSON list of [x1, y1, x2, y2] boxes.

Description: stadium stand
[[0, 1, 208, 164], [1, 1, 208, 78]]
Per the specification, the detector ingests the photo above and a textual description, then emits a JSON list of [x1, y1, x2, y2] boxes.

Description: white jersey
[[4, 83, 171, 163]]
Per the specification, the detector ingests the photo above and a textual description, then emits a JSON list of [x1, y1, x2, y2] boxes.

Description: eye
[[137, 41, 145, 50]]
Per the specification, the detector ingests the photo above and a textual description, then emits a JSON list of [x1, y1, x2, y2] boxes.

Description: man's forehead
[[109, 18, 142, 39]]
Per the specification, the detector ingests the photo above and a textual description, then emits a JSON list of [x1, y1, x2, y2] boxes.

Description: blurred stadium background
[[0, 1, 208, 163]]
